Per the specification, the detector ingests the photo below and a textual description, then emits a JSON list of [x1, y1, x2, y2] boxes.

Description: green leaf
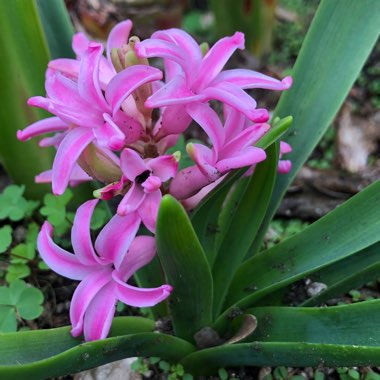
[[0, 1, 53, 199], [0, 281, 43, 322], [0, 307, 17, 333], [156, 195, 213, 342], [36, 0, 75, 59], [90, 205, 110, 231], [5, 264, 31, 283], [40, 190, 73, 232], [212, 143, 278, 316], [0, 185, 30, 221], [0, 323, 195, 380], [0, 225, 12, 254], [247, 301, 380, 345], [180, 342, 380, 376], [301, 242, 380, 306], [254, 0, 380, 249], [223, 180, 380, 314]]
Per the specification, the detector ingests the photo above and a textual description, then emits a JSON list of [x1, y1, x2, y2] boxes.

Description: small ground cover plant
[[0, 0, 379, 379]]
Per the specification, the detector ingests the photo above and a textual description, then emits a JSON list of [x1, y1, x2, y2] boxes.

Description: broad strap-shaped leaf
[[222, 180, 380, 319], [247, 301, 380, 345], [251, 0, 380, 252], [156, 195, 213, 342], [212, 143, 278, 317], [0, 1, 53, 199], [36, 0, 75, 59], [0, 318, 195, 380], [180, 342, 380, 376], [301, 242, 380, 306]]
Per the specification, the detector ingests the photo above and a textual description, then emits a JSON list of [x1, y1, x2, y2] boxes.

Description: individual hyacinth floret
[[18, 19, 293, 341]]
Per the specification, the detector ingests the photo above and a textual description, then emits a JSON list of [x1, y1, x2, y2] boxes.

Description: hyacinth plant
[[1, 0, 380, 378]]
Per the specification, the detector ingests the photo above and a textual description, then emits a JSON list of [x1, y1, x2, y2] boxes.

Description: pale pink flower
[[170, 103, 269, 199], [117, 148, 178, 232], [37, 199, 172, 341], [135, 28, 291, 136]]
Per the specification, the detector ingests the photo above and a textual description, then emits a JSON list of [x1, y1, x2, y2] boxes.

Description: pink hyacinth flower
[[278, 141, 292, 174], [136, 28, 291, 136], [17, 42, 162, 195], [37, 199, 172, 341], [170, 103, 269, 199], [117, 148, 178, 232]]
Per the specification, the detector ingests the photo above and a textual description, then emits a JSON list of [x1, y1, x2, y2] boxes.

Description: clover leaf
[[0, 280, 44, 333], [0, 185, 39, 221], [0, 225, 12, 253], [40, 189, 73, 226]]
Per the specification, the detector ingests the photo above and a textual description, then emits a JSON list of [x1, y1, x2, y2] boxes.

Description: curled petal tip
[[233, 31, 245, 49], [16, 130, 26, 141], [70, 325, 82, 337], [282, 76, 293, 89]]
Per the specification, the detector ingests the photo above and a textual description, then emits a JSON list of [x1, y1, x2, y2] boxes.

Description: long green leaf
[[248, 301, 380, 345], [301, 242, 380, 306], [156, 195, 213, 342], [220, 180, 380, 324], [0, 320, 195, 379], [251, 0, 380, 251], [36, 0, 75, 59], [181, 342, 380, 375], [212, 143, 278, 316], [0, 1, 53, 199]]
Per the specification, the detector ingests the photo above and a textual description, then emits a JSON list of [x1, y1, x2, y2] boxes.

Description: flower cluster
[[17, 20, 292, 341]]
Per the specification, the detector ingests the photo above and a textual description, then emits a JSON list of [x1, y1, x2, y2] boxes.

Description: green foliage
[[265, 219, 309, 249], [0, 185, 39, 222], [0, 226, 12, 254], [0, 280, 44, 333]]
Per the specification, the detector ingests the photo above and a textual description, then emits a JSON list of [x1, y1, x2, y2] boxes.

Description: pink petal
[[27, 96, 55, 113], [216, 146, 266, 173], [72, 200, 106, 266], [52, 127, 95, 195], [106, 19, 133, 62], [157, 105, 192, 137], [142, 175, 161, 193], [37, 222, 95, 280], [186, 103, 225, 154], [104, 110, 143, 145], [83, 282, 117, 341], [280, 141, 292, 155], [151, 28, 202, 81], [78, 43, 109, 111], [72, 33, 90, 58], [135, 38, 187, 66], [212, 69, 293, 90], [48, 58, 80, 79], [220, 123, 270, 159], [120, 148, 148, 181], [39, 133, 65, 148], [224, 106, 246, 140], [94, 212, 140, 270], [169, 165, 212, 200], [187, 143, 218, 181], [117, 236, 156, 280], [95, 115, 125, 150], [203, 82, 269, 122], [278, 160, 292, 174], [70, 269, 113, 337], [145, 74, 204, 108], [105, 65, 163, 115], [113, 271, 172, 308], [147, 154, 178, 182], [17, 117, 68, 141], [138, 190, 161, 233], [117, 182, 146, 215], [192, 32, 245, 91], [35, 165, 92, 187]]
